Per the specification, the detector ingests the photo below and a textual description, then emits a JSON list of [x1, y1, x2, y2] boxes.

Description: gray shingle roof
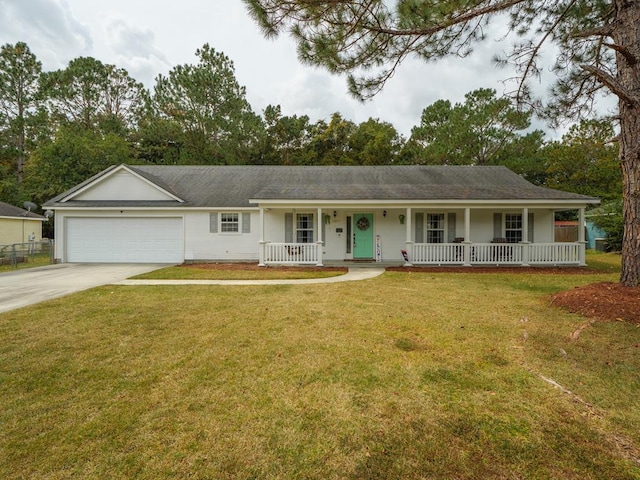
[[0, 201, 45, 219], [46, 165, 599, 208]]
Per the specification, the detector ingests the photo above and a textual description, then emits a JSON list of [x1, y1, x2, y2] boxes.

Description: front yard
[[1, 256, 639, 479]]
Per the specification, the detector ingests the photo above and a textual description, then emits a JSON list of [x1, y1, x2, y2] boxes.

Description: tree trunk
[[615, 1, 640, 287], [17, 106, 25, 185]]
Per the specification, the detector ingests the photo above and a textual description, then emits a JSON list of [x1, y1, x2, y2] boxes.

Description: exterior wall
[[262, 209, 408, 261], [468, 210, 494, 243], [0, 218, 43, 245], [53, 206, 561, 263], [54, 209, 261, 263], [184, 211, 260, 261], [260, 208, 558, 263], [325, 210, 406, 261], [263, 210, 286, 244], [586, 221, 607, 249], [412, 208, 466, 241], [74, 171, 175, 201], [534, 210, 555, 243], [466, 209, 554, 243]]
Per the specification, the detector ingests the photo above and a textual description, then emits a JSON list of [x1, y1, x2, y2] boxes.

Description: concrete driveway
[[0, 263, 166, 314]]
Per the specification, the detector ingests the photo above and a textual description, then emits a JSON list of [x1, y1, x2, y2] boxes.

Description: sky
[[0, 0, 614, 137]]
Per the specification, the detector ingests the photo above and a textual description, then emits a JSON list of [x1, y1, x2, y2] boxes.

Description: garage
[[65, 217, 184, 263]]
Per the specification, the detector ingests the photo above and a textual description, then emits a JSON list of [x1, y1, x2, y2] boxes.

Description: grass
[[132, 264, 347, 280], [584, 250, 623, 273], [1, 252, 639, 479], [0, 252, 52, 273]]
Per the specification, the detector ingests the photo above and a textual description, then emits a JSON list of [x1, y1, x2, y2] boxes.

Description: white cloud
[[0, 0, 92, 69], [103, 18, 171, 85], [270, 70, 349, 122], [0, 0, 614, 139]]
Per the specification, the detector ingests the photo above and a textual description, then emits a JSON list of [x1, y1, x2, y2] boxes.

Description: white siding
[[184, 211, 260, 261], [53, 207, 560, 264], [74, 171, 176, 201], [0, 218, 43, 245]]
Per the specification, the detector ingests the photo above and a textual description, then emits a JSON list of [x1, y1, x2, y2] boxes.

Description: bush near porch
[[1, 254, 639, 479]]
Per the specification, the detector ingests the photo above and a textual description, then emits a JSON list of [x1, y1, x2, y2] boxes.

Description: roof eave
[[250, 198, 601, 208]]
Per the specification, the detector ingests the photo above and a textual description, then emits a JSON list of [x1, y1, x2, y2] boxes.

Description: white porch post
[[404, 207, 413, 266], [316, 207, 324, 266], [463, 207, 471, 266], [258, 207, 266, 267], [578, 207, 586, 266], [521, 207, 530, 266]]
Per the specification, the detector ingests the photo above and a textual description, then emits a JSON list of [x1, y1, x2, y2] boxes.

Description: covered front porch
[[255, 206, 588, 267]]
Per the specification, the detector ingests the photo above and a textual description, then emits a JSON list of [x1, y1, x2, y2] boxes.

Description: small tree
[[42, 57, 145, 134], [409, 88, 542, 166], [591, 201, 624, 252], [0, 42, 44, 185], [24, 125, 131, 207], [542, 118, 621, 203], [259, 104, 314, 164], [151, 44, 261, 164]]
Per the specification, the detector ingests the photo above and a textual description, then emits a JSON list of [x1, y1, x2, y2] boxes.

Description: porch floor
[[323, 260, 404, 268]]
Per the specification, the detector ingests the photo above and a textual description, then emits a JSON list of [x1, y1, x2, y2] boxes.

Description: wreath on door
[[356, 216, 370, 231]]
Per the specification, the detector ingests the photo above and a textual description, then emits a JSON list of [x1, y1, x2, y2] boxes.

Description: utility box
[[595, 238, 608, 252]]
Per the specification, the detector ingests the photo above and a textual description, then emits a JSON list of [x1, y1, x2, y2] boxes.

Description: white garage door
[[66, 217, 184, 263]]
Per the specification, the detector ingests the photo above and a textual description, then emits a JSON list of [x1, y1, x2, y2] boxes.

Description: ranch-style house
[[44, 164, 599, 266]]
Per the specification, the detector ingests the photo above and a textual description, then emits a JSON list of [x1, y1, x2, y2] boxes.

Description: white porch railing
[[471, 243, 523, 265], [410, 242, 583, 266], [528, 243, 582, 264], [263, 242, 320, 265], [411, 243, 466, 264]]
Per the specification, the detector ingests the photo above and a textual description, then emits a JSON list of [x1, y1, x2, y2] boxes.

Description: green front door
[[353, 213, 374, 259]]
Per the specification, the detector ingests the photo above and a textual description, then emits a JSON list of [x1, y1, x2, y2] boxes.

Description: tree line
[[0, 41, 620, 217]]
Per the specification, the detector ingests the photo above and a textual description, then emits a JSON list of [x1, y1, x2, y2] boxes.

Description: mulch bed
[[551, 282, 640, 325]]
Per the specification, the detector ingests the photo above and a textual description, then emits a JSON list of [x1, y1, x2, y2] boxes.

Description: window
[[505, 214, 522, 243], [427, 213, 445, 243], [296, 213, 314, 243], [220, 213, 240, 233]]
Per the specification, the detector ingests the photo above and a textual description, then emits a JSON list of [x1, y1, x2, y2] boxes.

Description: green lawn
[[132, 264, 347, 280], [0, 251, 52, 273], [1, 253, 639, 479]]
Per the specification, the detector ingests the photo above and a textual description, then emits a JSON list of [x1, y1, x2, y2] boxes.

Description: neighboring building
[[586, 221, 608, 250], [0, 201, 45, 246], [44, 164, 600, 266], [585, 208, 611, 250]]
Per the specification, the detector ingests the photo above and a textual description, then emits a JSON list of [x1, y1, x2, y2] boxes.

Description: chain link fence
[[0, 240, 55, 270]]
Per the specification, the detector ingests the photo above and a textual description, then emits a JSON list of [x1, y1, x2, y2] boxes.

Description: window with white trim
[[296, 213, 314, 243], [427, 213, 445, 243], [220, 213, 240, 233], [505, 214, 522, 243]]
